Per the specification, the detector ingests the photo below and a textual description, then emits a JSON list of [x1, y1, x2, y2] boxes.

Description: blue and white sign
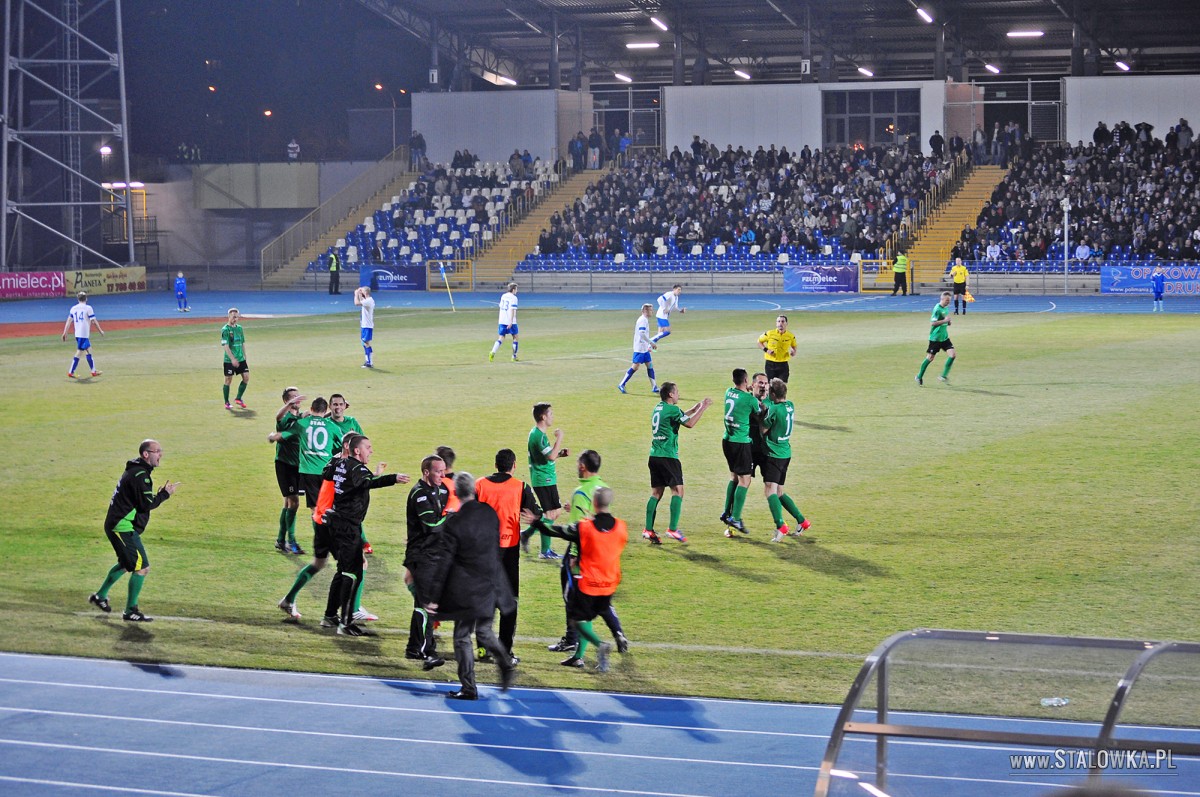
[[1102, 264, 1200, 294], [783, 264, 859, 293], [361, 265, 427, 291]]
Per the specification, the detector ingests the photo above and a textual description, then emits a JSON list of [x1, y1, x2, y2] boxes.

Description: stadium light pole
[[1061, 197, 1071, 294], [375, 84, 397, 153]]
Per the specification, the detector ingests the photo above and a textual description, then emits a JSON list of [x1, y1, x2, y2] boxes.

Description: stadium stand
[[516, 140, 956, 274], [948, 122, 1200, 275]]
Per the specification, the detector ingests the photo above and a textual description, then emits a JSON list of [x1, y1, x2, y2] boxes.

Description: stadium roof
[[357, 0, 1200, 87]]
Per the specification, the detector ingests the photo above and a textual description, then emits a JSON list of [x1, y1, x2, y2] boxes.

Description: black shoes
[[89, 593, 111, 613], [560, 656, 585, 668], [122, 607, 151, 622], [447, 688, 478, 700], [615, 632, 629, 654], [336, 623, 372, 636], [422, 655, 446, 671], [548, 637, 577, 653]]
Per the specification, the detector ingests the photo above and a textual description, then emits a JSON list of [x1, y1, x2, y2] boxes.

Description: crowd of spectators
[[536, 137, 955, 260], [953, 118, 1200, 262]]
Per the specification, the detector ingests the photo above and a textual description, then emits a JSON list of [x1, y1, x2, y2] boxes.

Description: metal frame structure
[[814, 628, 1200, 796], [2, 0, 135, 270]]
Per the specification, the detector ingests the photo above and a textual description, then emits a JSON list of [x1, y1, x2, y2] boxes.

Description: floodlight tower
[[2, 0, 136, 270]]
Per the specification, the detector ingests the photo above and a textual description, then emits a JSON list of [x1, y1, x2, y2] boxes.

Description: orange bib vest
[[577, 517, 628, 596], [476, 475, 525, 548]]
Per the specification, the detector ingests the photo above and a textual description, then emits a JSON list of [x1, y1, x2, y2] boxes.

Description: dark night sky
[[123, 0, 434, 160]]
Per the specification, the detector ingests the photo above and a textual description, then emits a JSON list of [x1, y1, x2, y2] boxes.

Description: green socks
[[222, 383, 230, 403], [574, 620, 603, 658], [127, 573, 145, 609], [645, 496, 660, 531], [236, 381, 247, 400], [917, 358, 931, 379], [540, 532, 553, 554], [780, 494, 806, 523], [731, 485, 749, 520], [285, 507, 298, 543], [668, 495, 683, 530], [723, 480, 736, 515], [353, 572, 365, 612], [360, 528, 370, 544], [767, 494, 784, 527], [277, 508, 288, 544], [285, 564, 319, 602], [97, 563, 124, 599], [942, 356, 955, 378]]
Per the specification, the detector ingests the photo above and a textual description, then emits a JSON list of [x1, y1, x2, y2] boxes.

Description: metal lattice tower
[[1, 0, 135, 270]]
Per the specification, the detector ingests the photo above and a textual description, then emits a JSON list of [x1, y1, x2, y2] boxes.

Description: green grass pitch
[[3, 305, 1198, 708]]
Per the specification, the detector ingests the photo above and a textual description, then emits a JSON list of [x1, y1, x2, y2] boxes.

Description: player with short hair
[[761, 378, 811, 541], [489, 282, 520, 362], [650, 284, 685, 343], [757, 315, 797, 383], [645, 382, 712, 544], [1151, 265, 1166, 312], [916, 291, 956, 385], [174, 272, 190, 312], [272, 387, 305, 554], [720, 368, 760, 535], [618, 303, 658, 394], [404, 455, 450, 668], [62, 291, 104, 378], [354, 287, 376, 368], [950, 258, 970, 315], [221, 308, 249, 409], [525, 402, 567, 559], [89, 439, 179, 622]]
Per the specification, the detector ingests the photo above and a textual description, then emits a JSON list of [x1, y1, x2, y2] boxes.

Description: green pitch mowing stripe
[[3, 308, 1198, 707]]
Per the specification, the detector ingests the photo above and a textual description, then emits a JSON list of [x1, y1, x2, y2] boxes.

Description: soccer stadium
[[2, 2, 1199, 795]]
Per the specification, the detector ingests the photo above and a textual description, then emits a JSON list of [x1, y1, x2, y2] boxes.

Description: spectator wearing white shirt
[[985, 241, 1001, 261]]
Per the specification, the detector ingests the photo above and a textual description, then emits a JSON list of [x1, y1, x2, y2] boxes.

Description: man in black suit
[[425, 473, 517, 700]]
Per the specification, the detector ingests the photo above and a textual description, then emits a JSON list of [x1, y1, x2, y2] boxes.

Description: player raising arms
[[489, 282, 520, 362], [354, 287, 376, 368], [916, 291, 956, 385], [650, 284, 685, 344], [761, 378, 811, 541], [645, 382, 712, 544], [618, 303, 658, 394], [63, 291, 104, 378]]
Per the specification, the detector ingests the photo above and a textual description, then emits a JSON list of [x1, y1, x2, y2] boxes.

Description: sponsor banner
[[0, 271, 65, 299], [1101, 264, 1200, 294], [783, 264, 859, 293], [361, 265, 427, 291], [63, 266, 147, 296]]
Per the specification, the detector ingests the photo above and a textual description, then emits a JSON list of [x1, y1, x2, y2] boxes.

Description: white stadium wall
[[1063, 76, 1200, 145], [663, 80, 947, 153]]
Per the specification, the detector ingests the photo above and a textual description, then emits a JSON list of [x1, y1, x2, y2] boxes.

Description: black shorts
[[533, 484, 562, 515], [223, 360, 249, 377], [300, 473, 323, 509], [722, 439, 754, 476], [567, 589, 613, 622], [764, 360, 790, 383], [760, 456, 790, 485], [926, 338, 954, 355], [952, 283, 967, 295], [328, 518, 363, 571], [105, 528, 149, 572], [275, 460, 299, 497], [312, 521, 334, 559], [648, 456, 684, 488], [750, 441, 769, 477]]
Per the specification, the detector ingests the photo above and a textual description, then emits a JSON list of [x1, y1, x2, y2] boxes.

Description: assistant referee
[[757, 314, 797, 383]]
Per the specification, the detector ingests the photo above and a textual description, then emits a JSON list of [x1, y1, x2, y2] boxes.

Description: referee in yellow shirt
[[757, 315, 797, 383], [949, 257, 970, 315]]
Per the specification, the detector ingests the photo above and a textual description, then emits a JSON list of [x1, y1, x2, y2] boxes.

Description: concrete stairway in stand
[[905, 165, 1007, 285], [471, 169, 603, 290], [262, 169, 420, 289]]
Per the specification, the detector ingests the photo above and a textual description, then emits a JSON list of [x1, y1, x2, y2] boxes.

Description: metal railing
[[259, 145, 410, 279], [883, 150, 973, 262]]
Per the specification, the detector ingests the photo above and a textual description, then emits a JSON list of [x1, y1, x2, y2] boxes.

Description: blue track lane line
[[4, 291, 1198, 324], [0, 654, 1196, 797]]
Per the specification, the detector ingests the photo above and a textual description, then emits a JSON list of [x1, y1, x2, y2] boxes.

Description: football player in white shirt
[[61, 291, 105, 378], [651, 284, 685, 343], [618, 304, 657, 394], [489, 282, 520, 362], [354, 287, 376, 368]]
